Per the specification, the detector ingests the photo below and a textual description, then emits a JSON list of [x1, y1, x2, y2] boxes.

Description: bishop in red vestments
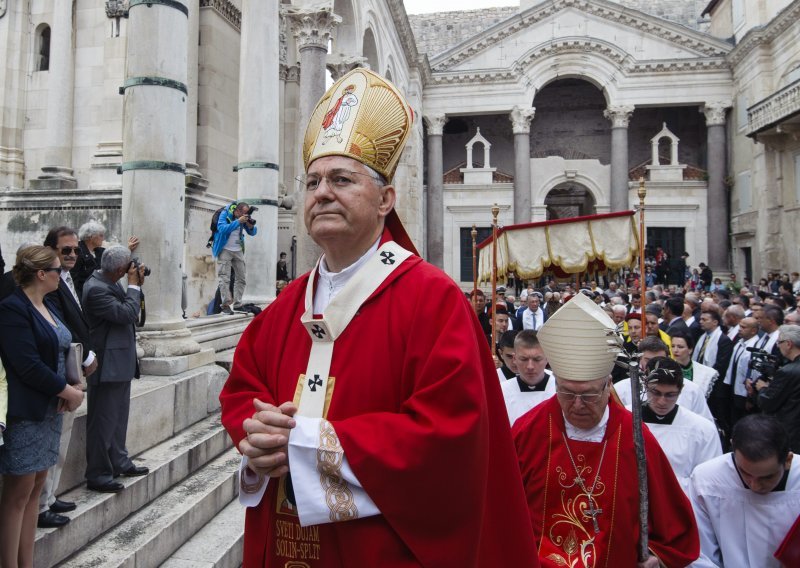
[[512, 293, 700, 568], [220, 68, 538, 568]]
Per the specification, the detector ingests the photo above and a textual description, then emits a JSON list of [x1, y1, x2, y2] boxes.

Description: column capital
[[603, 105, 635, 128], [284, 7, 341, 52], [702, 101, 732, 126], [280, 64, 300, 83], [424, 113, 448, 136], [326, 54, 368, 81], [510, 105, 536, 134]]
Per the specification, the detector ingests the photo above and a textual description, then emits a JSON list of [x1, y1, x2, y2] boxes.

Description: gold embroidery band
[[318, 420, 358, 522]]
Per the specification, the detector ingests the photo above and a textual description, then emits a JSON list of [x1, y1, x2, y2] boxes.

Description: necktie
[[64, 271, 81, 307], [697, 333, 711, 362], [531, 309, 537, 330]]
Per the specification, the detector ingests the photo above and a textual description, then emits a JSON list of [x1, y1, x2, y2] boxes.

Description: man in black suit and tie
[[82, 245, 149, 493], [662, 296, 689, 338], [32, 228, 99, 527]]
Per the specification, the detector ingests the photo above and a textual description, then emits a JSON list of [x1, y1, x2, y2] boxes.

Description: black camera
[[129, 257, 151, 277], [246, 206, 258, 226], [746, 347, 781, 381]]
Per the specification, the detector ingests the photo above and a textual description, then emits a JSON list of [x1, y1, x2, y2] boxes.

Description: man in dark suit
[[662, 296, 689, 338], [82, 245, 149, 493], [34, 227, 99, 527]]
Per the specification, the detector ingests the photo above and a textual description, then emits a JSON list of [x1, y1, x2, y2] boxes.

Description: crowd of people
[[0, 222, 147, 567], [473, 270, 800, 566]]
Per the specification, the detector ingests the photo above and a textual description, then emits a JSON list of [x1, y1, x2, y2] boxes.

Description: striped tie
[[697, 333, 711, 362]]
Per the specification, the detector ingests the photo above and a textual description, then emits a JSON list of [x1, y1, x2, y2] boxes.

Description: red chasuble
[[513, 397, 699, 568], [220, 229, 539, 568]]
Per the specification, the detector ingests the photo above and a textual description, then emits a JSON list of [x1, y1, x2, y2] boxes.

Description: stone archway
[[545, 182, 596, 220], [362, 27, 379, 70]]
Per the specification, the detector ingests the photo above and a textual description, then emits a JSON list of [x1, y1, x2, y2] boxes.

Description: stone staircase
[[31, 313, 254, 568]]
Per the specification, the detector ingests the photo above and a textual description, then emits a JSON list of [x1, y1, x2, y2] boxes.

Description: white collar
[[563, 406, 610, 442], [315, 238, 380, 313]]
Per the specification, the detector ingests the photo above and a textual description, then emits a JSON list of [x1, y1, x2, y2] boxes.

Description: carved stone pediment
[[428, 0, 732, 84]]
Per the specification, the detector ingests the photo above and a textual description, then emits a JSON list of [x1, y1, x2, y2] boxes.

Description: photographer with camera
[[81, 245, 149, 492], [212, 201, 257, 315], [751, 324, 800, 452]]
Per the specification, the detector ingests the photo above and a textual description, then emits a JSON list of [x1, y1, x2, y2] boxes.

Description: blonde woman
[[0, 246, 84, 568]]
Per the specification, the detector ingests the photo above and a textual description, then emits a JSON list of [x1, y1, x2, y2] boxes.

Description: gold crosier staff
[[490, 205, 500, 352], [633, 177, 650, 563], [472, 225, 478, 311]]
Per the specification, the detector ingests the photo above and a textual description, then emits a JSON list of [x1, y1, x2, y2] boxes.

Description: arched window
[[37, 24, 51, 71]]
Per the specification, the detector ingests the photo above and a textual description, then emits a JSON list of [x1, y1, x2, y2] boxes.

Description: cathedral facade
[[1, 0, 798, 314]]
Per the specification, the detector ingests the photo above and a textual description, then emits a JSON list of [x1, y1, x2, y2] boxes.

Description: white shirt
[[615, 377, 714, 423], [60, 270, 96, 367], [640, 406, 721, 493], [690, 454, 800, 568], [501, 371, 555, 425], [564, 406, 610, 443], [522, 307, 544, 330], [724, 336, 759, 397]]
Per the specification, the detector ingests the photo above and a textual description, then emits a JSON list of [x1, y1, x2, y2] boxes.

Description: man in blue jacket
[[212, 201, 257, 314]]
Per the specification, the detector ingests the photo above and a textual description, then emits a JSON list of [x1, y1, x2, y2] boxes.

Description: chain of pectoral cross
[[561, 434, 609, 534]]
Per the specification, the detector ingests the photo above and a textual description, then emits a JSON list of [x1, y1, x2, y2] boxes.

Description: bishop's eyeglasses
[[296, 169, 383, 192], [556, 390, 605, 404]]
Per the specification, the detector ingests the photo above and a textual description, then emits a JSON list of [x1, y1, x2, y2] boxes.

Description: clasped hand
[[239, 399, 298, 478]]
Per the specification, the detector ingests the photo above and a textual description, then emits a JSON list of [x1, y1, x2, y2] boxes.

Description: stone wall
[[408, 7, 518, 57], [409, 1, 710, 59]]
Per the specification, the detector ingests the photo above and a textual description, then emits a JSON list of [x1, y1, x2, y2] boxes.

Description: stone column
[[703, 102, 731, 271], [424, 114, 447, 268], [36, 0, 77, 188], [286, 7, 340, 274], [603, 105, 635, 212], [510, 105, 535, 224], [0, 2, 28, 188], [235, 0, 280, 304], [121, 0, 200, 363], [184, 0, 206, 190]]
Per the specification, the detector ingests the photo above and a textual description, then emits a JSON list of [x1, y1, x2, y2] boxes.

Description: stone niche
[[646, 123, 687, 182], [460, 128, 497, 185]]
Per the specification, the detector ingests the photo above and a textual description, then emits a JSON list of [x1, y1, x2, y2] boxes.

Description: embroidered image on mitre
[[303, 67, 414, 182], [537, 292, 621, 381]]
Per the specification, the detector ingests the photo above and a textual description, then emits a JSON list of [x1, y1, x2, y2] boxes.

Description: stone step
[[56, 363, 228, 493], [35, 413, 234, 568], [215, 348, 236, 372], [187, 313, 250, 353], [55, 448, 241, 568], [161, 498, 245, 568]]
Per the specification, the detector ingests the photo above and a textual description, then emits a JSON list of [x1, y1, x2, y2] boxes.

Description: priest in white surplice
[[689, 414, 800, 568], [500, 330, 555, 425], [634, 356, 721, 493]]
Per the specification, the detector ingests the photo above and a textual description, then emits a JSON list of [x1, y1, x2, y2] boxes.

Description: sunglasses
[[60, 247, 80, 255], [41, 267, 61, 273]]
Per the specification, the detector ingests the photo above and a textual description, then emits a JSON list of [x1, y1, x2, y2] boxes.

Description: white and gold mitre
[[537, 292, 621, 382], [303, 67, 414, 182]]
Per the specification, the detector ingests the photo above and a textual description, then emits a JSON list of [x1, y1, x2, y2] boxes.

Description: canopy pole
[[471, 224, 478, 310], [490, 205, 500, 351], [634, 176, 650, 563]]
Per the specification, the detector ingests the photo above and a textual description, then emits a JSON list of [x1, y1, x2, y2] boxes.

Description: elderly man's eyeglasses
[[556, 390, 605, 404], [296, 169, 382, 192]]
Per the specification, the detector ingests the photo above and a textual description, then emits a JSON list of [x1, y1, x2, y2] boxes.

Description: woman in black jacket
[[0, 246, 84, 568]]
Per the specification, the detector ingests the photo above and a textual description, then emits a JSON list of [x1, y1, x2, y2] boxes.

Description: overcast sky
[[402, 0, 518, 14]]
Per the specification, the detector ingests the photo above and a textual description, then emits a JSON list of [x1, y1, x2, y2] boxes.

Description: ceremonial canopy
[[477, 211, 640, 282]]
